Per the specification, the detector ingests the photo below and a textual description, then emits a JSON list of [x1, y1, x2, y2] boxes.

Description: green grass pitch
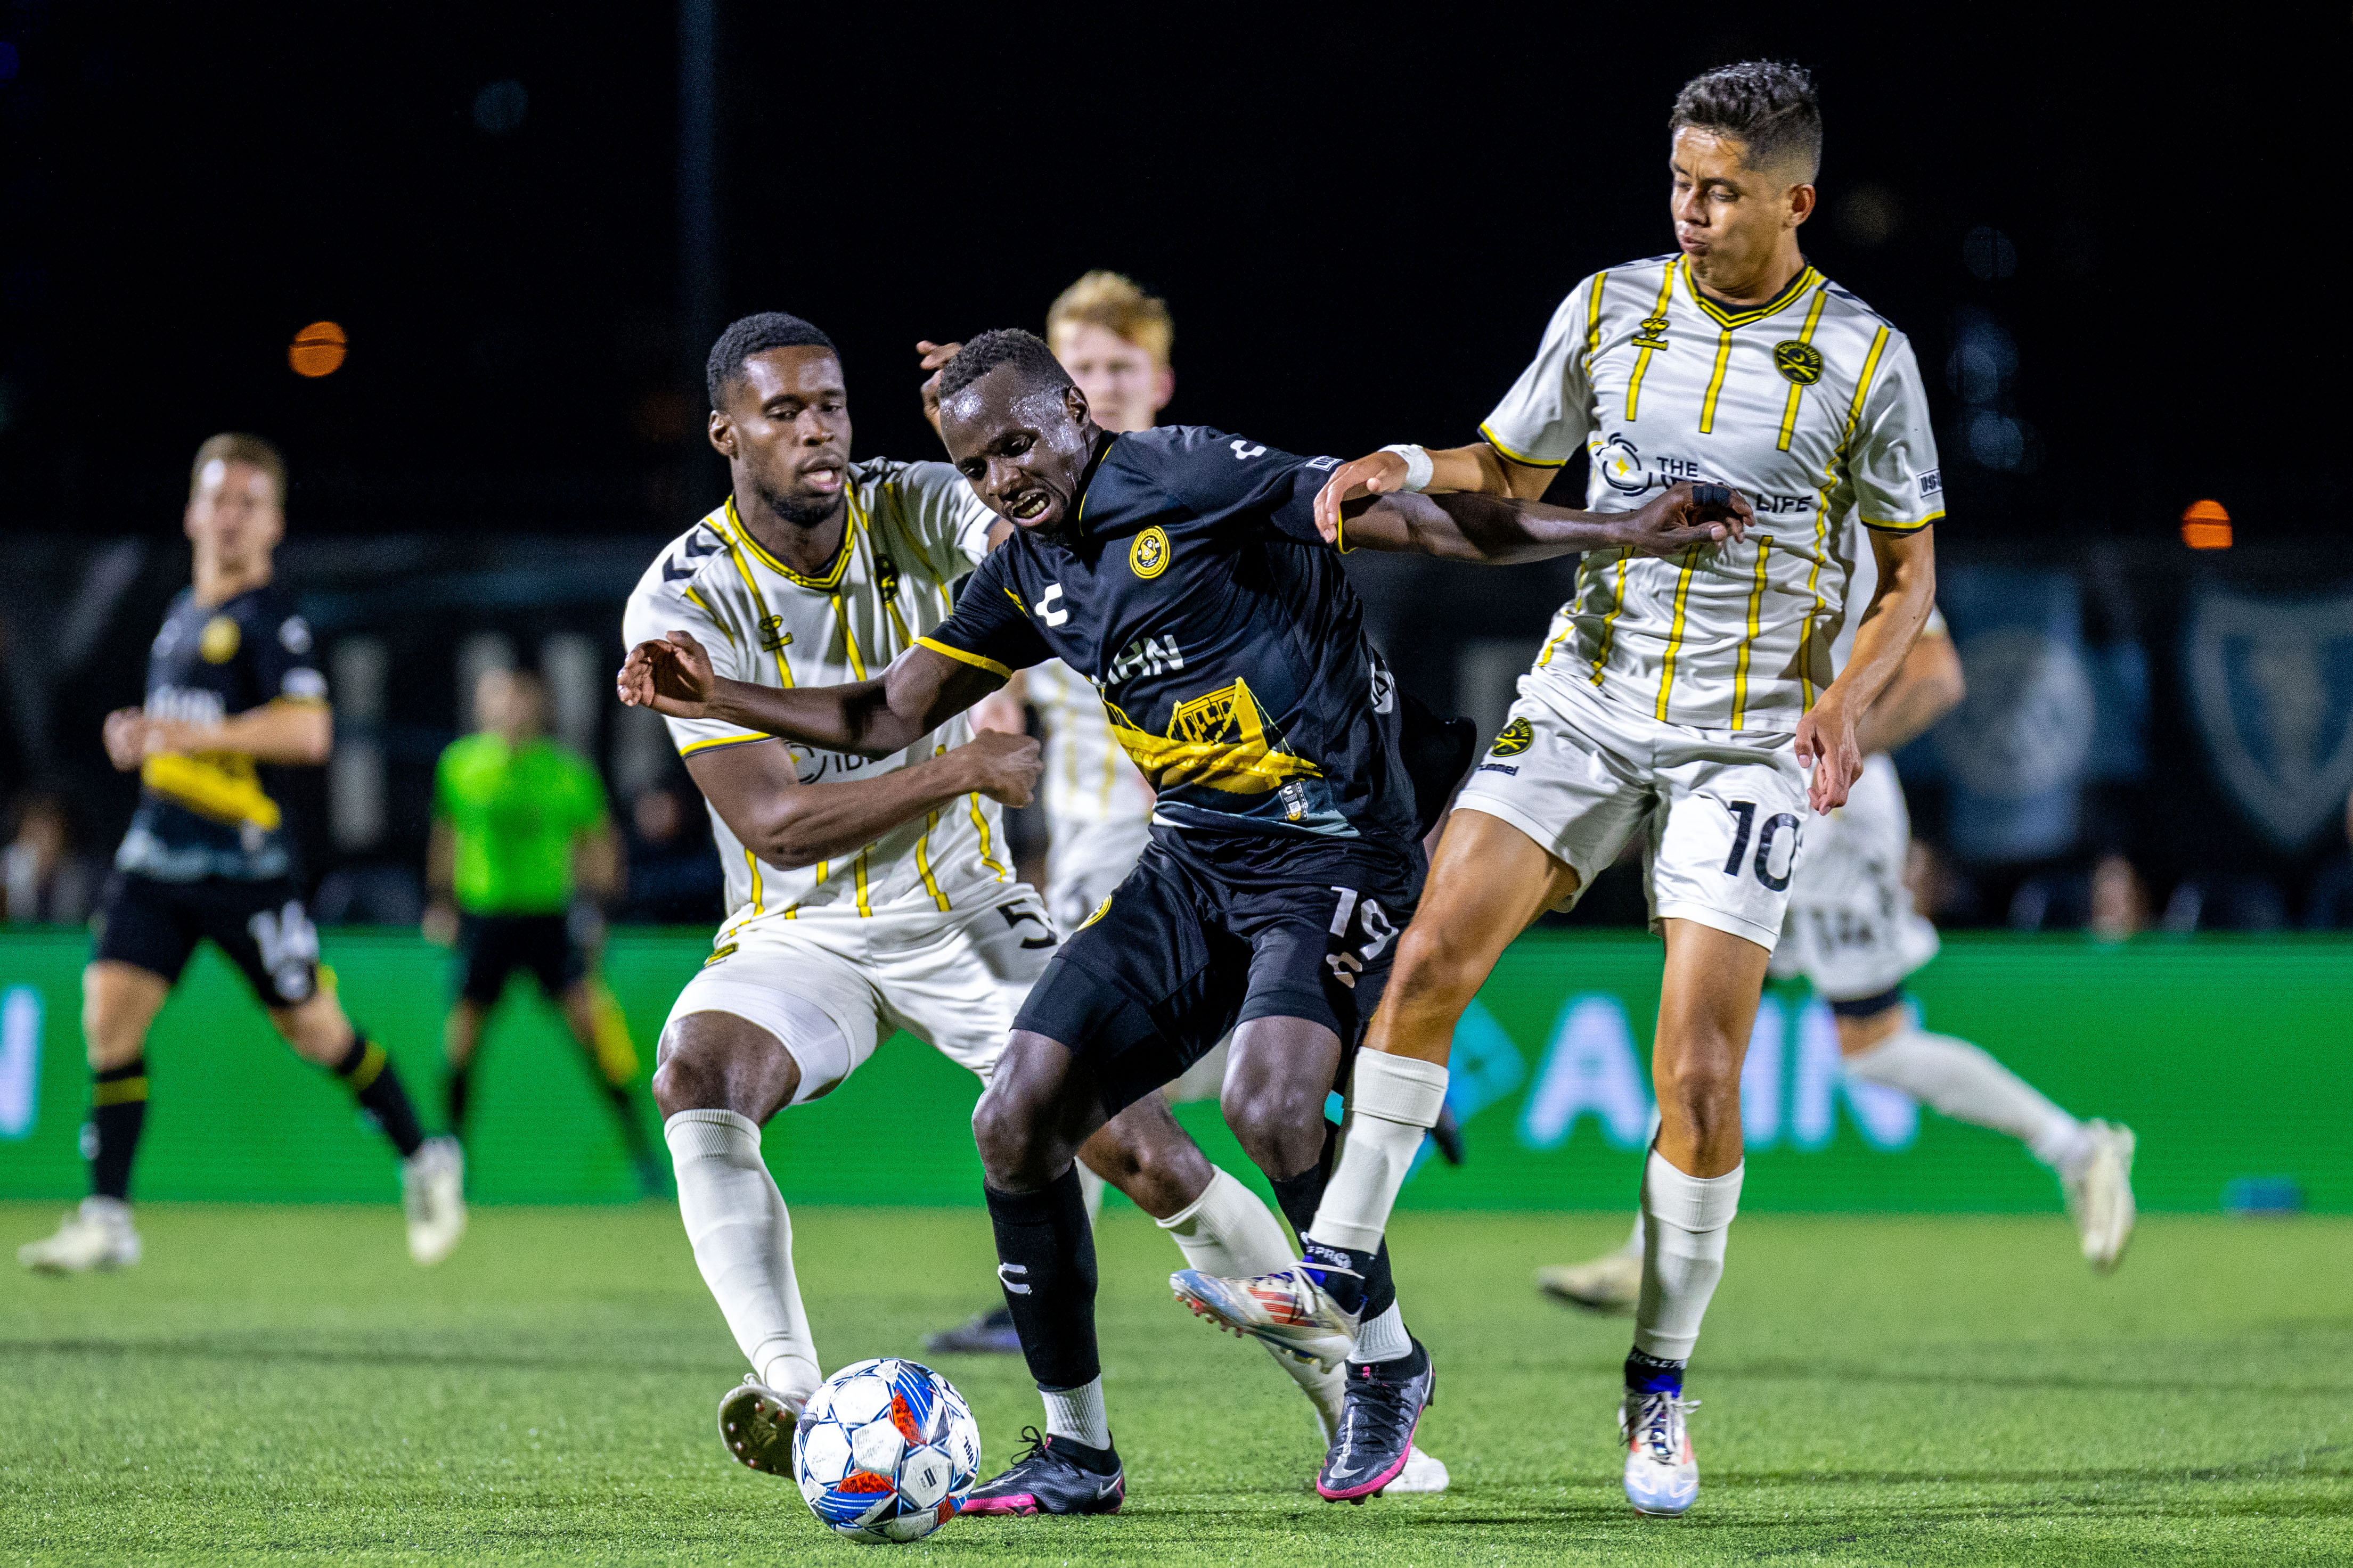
[[2, 1202, 2344, 1565]]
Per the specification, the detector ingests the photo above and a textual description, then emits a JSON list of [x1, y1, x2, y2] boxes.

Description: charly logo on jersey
[[1129, 526, 1171, 580], [1489, 718, 1534, 757], [758, 614, 793, 652], [2185, 588, 2353, 851], [1772, 340, 1824, 385], [199, 615, 241, 663], [873, 552, 902, 604]]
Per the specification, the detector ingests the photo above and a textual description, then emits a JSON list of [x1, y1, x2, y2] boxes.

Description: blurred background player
[[426, 663, 664, 1195], [1540, 597, 2139, 1312], [17, 434, 464, 1274], [617, 313, 1343, 1490]]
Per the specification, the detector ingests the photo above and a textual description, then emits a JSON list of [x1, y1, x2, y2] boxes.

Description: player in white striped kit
[[622, 312, 1347, 1487], [1174, 62, 1944, 1515], [1540, 585, 2140, 1312]]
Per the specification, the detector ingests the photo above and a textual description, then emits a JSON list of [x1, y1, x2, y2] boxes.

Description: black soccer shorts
[[454, 913, 587, 1006], [1012, 828, 1423, 1115], [93, 871, 321, 1008]]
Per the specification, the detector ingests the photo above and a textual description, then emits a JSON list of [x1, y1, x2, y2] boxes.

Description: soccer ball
[[792, 1358, 981, 1544]]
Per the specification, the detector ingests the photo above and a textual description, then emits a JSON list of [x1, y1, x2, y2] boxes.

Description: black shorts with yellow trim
[[1012, 825, 1423, 1115], [94, 871, 320, 1008]]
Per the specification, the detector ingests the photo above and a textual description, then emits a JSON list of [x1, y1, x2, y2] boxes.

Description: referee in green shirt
[[427, 666, 660, 1192]]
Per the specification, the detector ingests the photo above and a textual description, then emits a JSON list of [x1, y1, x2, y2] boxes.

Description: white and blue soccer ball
[[792, 1358, 981, 1544]]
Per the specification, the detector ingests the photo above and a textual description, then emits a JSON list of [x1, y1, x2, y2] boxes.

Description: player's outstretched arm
[[617, 630, 997, 759], [1798, 526, 1938, 812], [687, 727, 1041, 872], [138, 701, 334, 767], [1339, 480, 1752, 564], [1312, 442, 1554, 538]]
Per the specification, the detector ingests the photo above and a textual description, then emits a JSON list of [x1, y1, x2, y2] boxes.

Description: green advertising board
[[0, 929, 2343, 1213]]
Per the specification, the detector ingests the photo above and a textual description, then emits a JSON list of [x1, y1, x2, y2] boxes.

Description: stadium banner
[[0, 929, 2343, 1213]]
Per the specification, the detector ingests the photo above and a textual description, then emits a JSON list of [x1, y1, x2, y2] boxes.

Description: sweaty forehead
[[738, 346, 845, 404], [199, 458, 276, 503]]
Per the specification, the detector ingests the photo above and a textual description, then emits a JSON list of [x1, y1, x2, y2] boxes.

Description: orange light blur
[[2180, 498, 2231, 550], [289, 321, 348, 378]]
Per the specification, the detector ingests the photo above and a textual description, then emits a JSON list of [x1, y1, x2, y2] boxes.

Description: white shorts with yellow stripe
[[1454, 671, 1809, 953], [660, 881, 1058, 1104]]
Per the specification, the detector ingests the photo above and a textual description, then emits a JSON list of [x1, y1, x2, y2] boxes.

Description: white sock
[[1623, 1211, 1645, 1259], [666, 1110, 821, 1403], [1632, 1149, 1742, 1361], [1077, 1162, 1106, 1225], [1845, 1029, 2085, 1171], [1040, 1377, 1111, 1450], [1312, 1053, 1449, 1252], [1351, 1302, 1410, 1364], [1158, 1167, 1345, 1416]]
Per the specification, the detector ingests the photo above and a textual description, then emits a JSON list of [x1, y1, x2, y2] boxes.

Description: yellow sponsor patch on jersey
[[1129, 526, 1170, 580], [702, 941, 739, 967], [1079, 896, 1112, 931], [199, 615, 241, 663], [1773, 340, 1825, 385], [1489, 717, 1534, 757]]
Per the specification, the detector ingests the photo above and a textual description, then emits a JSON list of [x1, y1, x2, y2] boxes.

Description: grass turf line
[[1, 1203, 2344, 1565]]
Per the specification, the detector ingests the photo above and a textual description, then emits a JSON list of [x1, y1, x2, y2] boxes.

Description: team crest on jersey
[[199, 615, 241, 663], [758, 614, 793, 652], [874, 552, 902, 604], [1489, 718, 1534, 757], [1773, 341, 1825, 385], [1130, 526, 1171, 580], [1632, 314, 1670, 349]]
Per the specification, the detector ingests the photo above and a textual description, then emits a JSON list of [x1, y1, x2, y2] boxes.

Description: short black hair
[[705, 311, 838, 408], [936, 328, 1073, 406], [1670, 61, 1821, 181]]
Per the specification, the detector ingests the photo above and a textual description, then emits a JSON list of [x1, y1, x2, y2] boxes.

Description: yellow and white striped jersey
[[622, 457, 1013, 929], [1026, 659, 1154, 831], [1482, 253, 1942, 732]]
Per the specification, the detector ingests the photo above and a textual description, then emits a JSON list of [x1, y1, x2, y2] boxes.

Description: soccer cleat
[[923, 1304, 1024, 1356], [1620, 1388, 1700, 1515], [1537, 1247, 1643, 1315], [2066, 1120, 2137, 1274], [1318, 1342, 1435, 1503], [960, 1427, 1124, 1516], [715, 1375, 804, 1475], [18, 1197, 141, 1274], [1171, 1264, 1359, 1370], [402, 1135, 467, 1267]]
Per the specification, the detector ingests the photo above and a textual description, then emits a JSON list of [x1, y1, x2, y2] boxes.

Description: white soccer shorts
[[1767, 753, 1939, 1001], [1043, 813, 1154, 936], [660, 883, 1058, 1103], [1455, 672, 1809, 952]]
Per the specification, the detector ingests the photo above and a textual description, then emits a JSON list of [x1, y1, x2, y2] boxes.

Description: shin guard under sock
[[986, 1167, 1101, 1392], [333, 1032, 427, 1158], [89, 1058, 149, 1202]]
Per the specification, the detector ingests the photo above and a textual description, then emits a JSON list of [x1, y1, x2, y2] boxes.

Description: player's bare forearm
[[1311, 441, 1556, 539], [1798, 527, 1937, 810], [573, 824, 622, 902], [145, 701, 332, 767], [1855, 629, 1963, 757], [425, 820, 455, 898], [688, 729, 1039, 871], [1339, 481, 1751, 563], [699, 676, 908, 757]]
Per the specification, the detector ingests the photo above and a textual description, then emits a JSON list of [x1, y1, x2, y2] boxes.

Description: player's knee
[[1219, 1080, 1322, 1176], [1654, 1048, 1742, 1122], [272, 995, 353, 1066], [970, 1083, 1043, 1186], [1390, 919, 1487, 1012]]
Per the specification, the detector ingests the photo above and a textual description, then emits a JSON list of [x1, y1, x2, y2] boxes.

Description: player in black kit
[[617, 331, 1742, 1509], [17, 434, 467, 1276]]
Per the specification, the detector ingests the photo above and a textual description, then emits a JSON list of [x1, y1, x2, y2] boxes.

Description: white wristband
[[1379, 443, 1435, 494]]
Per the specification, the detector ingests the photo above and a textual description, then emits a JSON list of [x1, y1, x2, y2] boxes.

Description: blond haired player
[[20, 434, 464, 1274], [916, 280, 1448, 1491], [621, 312, 1357, 1495], [1542, 578, 2139, 1312], [1174, 61, 1943, 1515]]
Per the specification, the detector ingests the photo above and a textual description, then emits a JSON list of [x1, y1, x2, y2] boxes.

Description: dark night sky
[[0, 4, 2333, 548]]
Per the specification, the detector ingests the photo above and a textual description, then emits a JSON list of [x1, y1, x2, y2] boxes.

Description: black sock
[[89, 1058, 149, 1202], [445, 1062, 471, 1140], [333, 1031, 426, 1159], [1625, 1348, 1687, 1395], [985, 1168, 1100, 1392], [1267, 1125, 1398, 1321]]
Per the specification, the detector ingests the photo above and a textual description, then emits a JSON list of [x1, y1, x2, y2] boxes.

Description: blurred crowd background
[[0, 5, 2342, 937]]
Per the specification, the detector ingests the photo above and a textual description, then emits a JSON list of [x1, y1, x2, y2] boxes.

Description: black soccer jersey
[[116, 584, 327, 883], [919, 425, 1418, 848]]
